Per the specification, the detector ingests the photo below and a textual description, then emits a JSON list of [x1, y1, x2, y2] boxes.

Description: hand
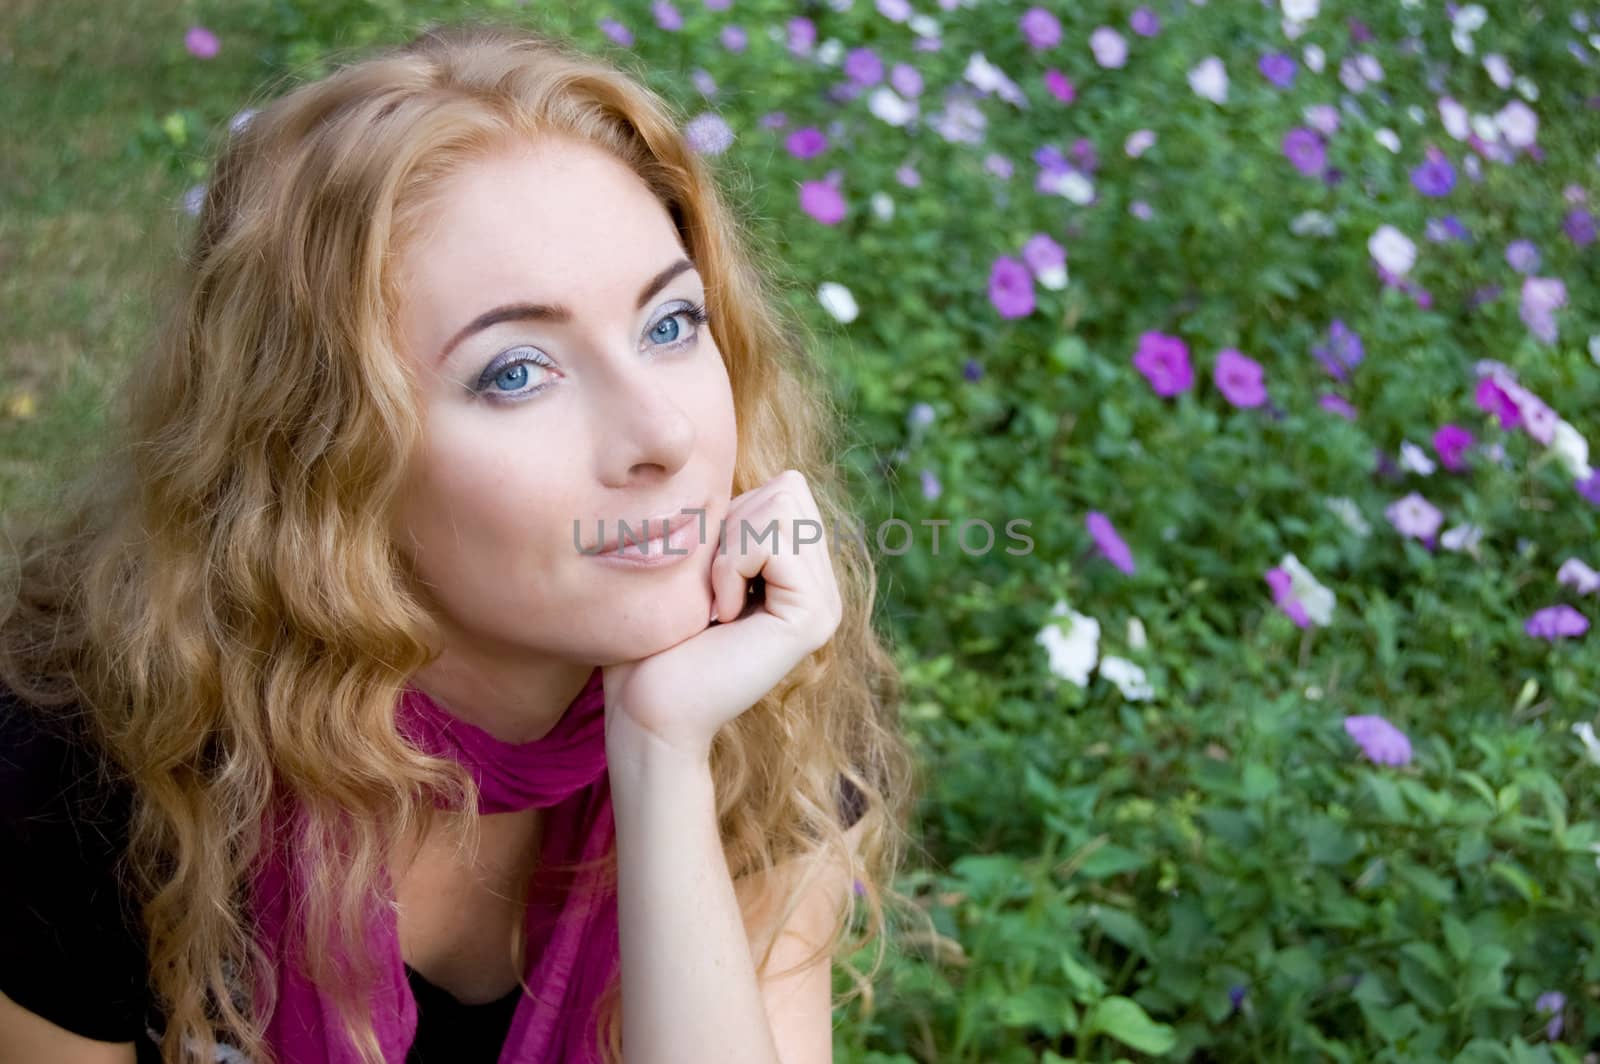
[[602, 469, 844, 765]]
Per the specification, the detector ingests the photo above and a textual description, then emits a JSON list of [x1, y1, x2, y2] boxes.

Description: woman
[[0, 20, 919, 1064]]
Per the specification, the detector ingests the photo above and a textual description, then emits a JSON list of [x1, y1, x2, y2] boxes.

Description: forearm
[[607, 732, 781, 1064]]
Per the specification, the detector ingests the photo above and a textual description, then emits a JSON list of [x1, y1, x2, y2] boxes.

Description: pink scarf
[[250, 666, 618, 1062]]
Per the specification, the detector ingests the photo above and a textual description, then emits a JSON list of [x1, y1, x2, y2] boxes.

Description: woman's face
[[389, 134, 738, 672]]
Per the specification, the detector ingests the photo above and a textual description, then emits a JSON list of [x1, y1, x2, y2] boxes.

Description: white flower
[[1034, 261, 1068, 291], [1400, 440, 1436, 475], [1099, 656, 1154, 701], [1573, 722, 1600, 767], [1453, 3, 1487, 32], [1550, 419, 1593, 480], [1441, 523, 1483, 556], [1589, 333, 1600, 367], [1368, 224, 1417, 275], [1452, 27, 1475, 55], [1557, 558, 1600, 596], [1291, 210, 1336, 237], [1325, 496, 1372, 537], [868, 86, 918, 126], [1282, 16, 1307, 40], [1439, 97, 1470, 139], [1357, 54, 1384, 82], [1483, 53, 1513, 88], [1375, 128, 1401, 153], [1124, 129, 1157, 158], [1053, 171, 1095, 204], [817, 281, 859, 323], [816, 38, 845, 65], [1036, 602, 1099, 687], [1514, 76, 1539, 102], [1188, 56, 1229, 104], [1281, 0, 1318, 21], [1279, 553, 1335, 626], [1303, 43, 1325, 73], [908, 13, 940, 37], [1495, 100, 1538, 149], [1126, 616, 1148, 651], [1407, 105, 1426, 125], [1090, 27, 1128, 69]]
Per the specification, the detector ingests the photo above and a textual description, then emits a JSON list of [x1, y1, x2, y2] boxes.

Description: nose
[[591, 362, 697, 487]]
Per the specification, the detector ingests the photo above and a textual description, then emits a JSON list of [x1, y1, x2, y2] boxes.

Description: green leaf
[[1084, 996, 1177, 1056]]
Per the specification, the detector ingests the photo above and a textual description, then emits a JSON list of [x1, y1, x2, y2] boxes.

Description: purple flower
[[890, 63, 924, 98], [184, 25, 220, 59], [1265, 568, 1311, 628], [1021, 233, 1066, 277], [1520, 277, 1567, 345], [785, 127, 828, 160], [1564, 209, 1597, 247], [1344, 715, 1413, 766], [1283, 128, 1327, 177], [988, 256, 1036, 319], [720, 25, 748, 52], [1505, 239, 1540, 273], [1348, 17, 1375, 43], [1578, 470, 1600, 508], [845, 47, 884, 87], [598, 17, 635, 46], [1227, 984, 1248, 1012], [963, 358, 984, 382], [1259, 53, 1297, 88], [1214, 349, 1268, 407], [1410, 152, 1456, 197], [920, 469, 942, 501], [1019, 7, 1062, 50], [685, 113, 734, 156], [1474, 376, 1522, 430], [787, 17, 817, 56], [1086, 512, 1136, 574], [652, 0, 683, 31], [1132, 332, 1194, 397], [1130, 6, 1161, 36], [1385, 492, 1443, 548], [1433, 424, 1474, 471], [1320, 393, 1358, 420], [852, 878, 866, 897], [1312, 319, 1364, 381], [1526, 605, 1589, 640], [1536, 990, 1565, 1040], [799, 180, 846, 225], [1044, 69, 1076, 103]]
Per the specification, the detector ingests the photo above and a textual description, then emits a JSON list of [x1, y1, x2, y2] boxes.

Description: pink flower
[[1385, 492, 1443, 548], [1320, 393, 1358, 420], [184, 25, 220, 59], [798, 179, 846, 225], [1132, 331, 1193, 397], [1213, 349, 1267, 407], [1474, 375, 1522, 430]]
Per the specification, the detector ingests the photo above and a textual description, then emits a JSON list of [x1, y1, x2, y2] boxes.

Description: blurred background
[[3, 0, 1599, 1059]]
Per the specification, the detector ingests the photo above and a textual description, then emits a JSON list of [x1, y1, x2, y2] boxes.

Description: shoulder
[[0, 680, 152, 1043]]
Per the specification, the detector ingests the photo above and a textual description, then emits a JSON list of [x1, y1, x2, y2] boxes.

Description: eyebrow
[[436, 257, 698, 365]]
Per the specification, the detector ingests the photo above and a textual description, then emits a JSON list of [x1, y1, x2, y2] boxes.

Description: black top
[[0, 683, 867, 1061]]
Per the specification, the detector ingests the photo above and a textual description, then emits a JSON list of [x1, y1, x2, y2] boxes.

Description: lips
[[590, 505, 703, 555]]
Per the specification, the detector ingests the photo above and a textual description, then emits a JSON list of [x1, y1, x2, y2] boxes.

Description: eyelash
[[472, 302, 712, 404]]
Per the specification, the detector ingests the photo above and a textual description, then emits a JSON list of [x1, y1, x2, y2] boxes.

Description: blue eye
[[472, 302, 711, 404]]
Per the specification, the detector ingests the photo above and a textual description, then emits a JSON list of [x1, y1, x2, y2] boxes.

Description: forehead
[[393, 137, 688, 354]]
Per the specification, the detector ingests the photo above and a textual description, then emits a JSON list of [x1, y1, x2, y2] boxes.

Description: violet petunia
[[1133, 331, 1194, 397], [1385, 492, 1443, 548], [988, 256, 1036, 319], [1432, 424, 1474, 471], [1344, 715, 1413, 766], [1214, 349, 1268, 407], [1283, 128, 1326, 177], [1086, 511, 1136, 574], [1526, 605, 1590, 641], [798, 179, 847, 224]]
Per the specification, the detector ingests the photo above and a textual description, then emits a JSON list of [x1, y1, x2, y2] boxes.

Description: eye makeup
[[469, 300, 711, 405]]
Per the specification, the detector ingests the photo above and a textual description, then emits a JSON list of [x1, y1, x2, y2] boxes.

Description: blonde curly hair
[[0, 18, 923, 1064]]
